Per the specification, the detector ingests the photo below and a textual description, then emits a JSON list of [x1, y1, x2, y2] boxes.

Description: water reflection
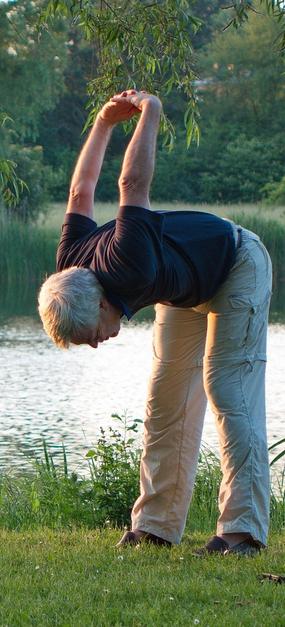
[[0, 316, 284, 475]]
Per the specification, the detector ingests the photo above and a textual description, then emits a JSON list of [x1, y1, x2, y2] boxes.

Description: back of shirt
[[56, 206, 236, 317]]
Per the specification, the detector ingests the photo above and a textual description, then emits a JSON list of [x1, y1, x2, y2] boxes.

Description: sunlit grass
[[0, 527, 284, 626], [40, 201, 285, 229]]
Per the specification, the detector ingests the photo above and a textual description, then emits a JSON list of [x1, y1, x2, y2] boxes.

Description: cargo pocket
[[229, 289, 271, 360]]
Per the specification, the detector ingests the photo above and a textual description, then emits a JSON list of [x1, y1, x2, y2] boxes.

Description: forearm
[[119, 101, 161, 207], [67, 115, 113, 213]]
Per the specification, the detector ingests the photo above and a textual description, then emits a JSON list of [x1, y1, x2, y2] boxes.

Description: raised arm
[[113, 92, 162, 209], [67, 93, 138, 218]]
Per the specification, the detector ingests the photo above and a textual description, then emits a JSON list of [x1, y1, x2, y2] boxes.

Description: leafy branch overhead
[[39, 0, 203, 147], [226, 1, 285, 51], [39, 0, 285, 147]]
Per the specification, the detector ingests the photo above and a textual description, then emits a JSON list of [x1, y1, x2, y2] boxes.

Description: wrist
[[97, 112, 116, 129], [140, 97, 162, 113]]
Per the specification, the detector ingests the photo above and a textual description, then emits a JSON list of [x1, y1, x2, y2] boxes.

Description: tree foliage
[[0, 0, 68, 141], [39, 0, 203, 147], [227, 1, 285, 50], [1, 0, 285, 214], [0, 0, 67, 214]]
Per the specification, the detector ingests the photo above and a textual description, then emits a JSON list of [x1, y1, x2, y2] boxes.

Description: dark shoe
[[224, 539, 261, 556], [193, 535, 261, 557], [116, 529, 172, 548], [193, 535, 229, 556]]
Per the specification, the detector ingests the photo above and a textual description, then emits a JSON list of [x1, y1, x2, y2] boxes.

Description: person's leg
[[202, 230, 272, 547], [131, 304, 207, 544]]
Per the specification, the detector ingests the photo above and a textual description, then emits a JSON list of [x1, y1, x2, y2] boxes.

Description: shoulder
[[56, 213, 98, 271]]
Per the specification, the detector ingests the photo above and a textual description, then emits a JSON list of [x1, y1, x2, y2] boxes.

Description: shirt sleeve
[[56, 213, 97, 271], [90, 206, 165, 296], [114, 206, 164, 284]]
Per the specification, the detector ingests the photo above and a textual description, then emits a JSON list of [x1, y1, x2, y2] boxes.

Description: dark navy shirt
[[56, 206, 237, 319]]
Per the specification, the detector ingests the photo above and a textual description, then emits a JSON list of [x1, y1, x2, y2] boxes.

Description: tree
[[0, 0, 68, 141], [0, 0, 68, 216], [200, 12, 285, 136]]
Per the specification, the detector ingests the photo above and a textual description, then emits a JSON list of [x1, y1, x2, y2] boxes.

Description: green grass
[[0, 428, 283, 625], [0, 528, 284, 626]]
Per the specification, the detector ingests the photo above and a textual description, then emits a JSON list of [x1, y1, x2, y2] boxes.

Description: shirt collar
[[105, 292, 133, 321]]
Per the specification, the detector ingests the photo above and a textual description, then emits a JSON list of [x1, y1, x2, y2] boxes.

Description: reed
[[0, 218, 58, 315]]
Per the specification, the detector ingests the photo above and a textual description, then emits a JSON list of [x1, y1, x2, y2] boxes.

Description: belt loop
[[232, 225, 242, 249]]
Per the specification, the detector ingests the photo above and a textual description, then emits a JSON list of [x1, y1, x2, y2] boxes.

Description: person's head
[[38, 267, 121, 349]]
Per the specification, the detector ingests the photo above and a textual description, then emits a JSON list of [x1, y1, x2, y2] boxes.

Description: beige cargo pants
[[132, 228, 272, 545]]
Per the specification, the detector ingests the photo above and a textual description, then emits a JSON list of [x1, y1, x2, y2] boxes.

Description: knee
[[204, 363, 244, 414]]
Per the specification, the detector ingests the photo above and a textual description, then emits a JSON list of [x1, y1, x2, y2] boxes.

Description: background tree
[[1, 0, 285, 213], [0, 0, 68, 216]]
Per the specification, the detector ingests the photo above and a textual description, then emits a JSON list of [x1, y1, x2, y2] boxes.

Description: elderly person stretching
[[39, 90, 272, 555]]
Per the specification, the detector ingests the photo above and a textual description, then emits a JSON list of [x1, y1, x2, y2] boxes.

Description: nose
[[88, 341, 98, 349]]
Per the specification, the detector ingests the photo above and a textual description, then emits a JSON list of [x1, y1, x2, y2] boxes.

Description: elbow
[[69, 181, 94, 201], [118, 173, 147, 195]]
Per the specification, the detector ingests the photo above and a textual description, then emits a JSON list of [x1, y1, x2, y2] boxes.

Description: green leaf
[[268, 437, 285, 452], [85, 450, 96, 458]]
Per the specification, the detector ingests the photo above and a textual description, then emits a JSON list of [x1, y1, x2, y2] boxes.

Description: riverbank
[[0, 528, 284, 626]]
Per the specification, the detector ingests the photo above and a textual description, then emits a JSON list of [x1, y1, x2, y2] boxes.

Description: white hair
[[38, 267, 103, 348]]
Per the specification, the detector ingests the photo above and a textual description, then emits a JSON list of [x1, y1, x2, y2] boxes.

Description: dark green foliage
[[264, 175, 285, 205], [0, 0, 67, 142], [227, 1, 285, 51], [86, 414, 142, 526]]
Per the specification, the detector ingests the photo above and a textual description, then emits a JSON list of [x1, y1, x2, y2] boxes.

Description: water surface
[[0, 318, 284, 474]]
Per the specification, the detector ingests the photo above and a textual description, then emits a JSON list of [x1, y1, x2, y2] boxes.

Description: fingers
[[120, 89, 137, 97], [111, 89, 147, 101]]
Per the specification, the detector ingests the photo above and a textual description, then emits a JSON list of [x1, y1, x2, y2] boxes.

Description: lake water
[[0, 317, 284, 475]]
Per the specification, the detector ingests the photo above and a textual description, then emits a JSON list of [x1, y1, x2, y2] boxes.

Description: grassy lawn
[[0, 529, 284, 626]]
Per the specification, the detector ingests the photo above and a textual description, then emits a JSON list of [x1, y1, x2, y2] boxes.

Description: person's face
[[71, 298, 121, 349]]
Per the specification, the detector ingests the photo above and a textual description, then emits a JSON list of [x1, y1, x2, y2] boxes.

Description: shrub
[[263, 175, 285, 206]]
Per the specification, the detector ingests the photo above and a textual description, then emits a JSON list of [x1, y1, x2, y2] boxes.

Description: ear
[[99, 297, 110, 311]]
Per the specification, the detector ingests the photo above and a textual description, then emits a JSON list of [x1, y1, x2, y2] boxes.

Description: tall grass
[[0, 217, 58, 315]]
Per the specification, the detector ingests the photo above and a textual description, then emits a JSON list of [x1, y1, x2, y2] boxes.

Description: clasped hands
[[99, 89, 162, 125]]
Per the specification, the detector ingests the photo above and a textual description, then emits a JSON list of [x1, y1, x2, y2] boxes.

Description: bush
[[85, 414, 142, 527], [263, 175, 285, 206]]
